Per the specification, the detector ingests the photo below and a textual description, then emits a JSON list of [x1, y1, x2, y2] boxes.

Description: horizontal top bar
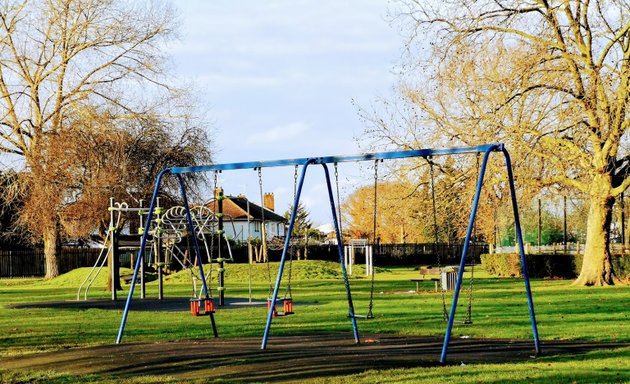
[[171, 143, 503, 174], [108, 207, 148, 212]]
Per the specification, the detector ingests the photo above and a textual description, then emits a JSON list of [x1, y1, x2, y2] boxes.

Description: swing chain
[[366, 159, 380, 318], [428, 157, 449, 321], [464, 153, 481, 324], [372, 160, 379, 246], [258, 167, 266, 253], [284, 165, 299, 299], [203, 171, 219, 298], [293, 164, 298, 198], [334, 163, 343, 235], [334, 163, 358, 320], [285, 248, 294, 299], [258, 167, 273, 298]]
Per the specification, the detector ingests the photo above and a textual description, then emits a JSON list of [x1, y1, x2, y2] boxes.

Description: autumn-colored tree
[[366, 0, 629, 285], [344, 180, 437, 244], [0, 0, 210, 278]]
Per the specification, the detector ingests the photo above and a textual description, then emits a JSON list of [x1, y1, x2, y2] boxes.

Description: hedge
[[480, 253, 630, 280]]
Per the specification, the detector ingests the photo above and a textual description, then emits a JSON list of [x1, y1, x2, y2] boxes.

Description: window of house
[[254, 221, 261, 233]]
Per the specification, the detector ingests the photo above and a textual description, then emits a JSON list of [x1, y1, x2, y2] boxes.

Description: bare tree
[[0, 0, 208, 278], [0, 169, 30, 246], [372, 0, 629, 285], [122, 114, 212, 205]]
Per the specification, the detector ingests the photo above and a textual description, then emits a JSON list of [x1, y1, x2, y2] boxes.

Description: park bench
[[411, 266, 440, 292], [411, 266, 459, 292]]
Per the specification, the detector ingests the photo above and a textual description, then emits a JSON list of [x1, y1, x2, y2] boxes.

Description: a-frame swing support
[[115, 143, 540, 364]]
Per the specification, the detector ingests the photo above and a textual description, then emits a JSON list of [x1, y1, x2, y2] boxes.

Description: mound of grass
[[36, 267, 135, 288], [162, 260, 387, 285], [0, 278, 41, 287], [23, 261, 388, 290], [223, 260, 348, 281]]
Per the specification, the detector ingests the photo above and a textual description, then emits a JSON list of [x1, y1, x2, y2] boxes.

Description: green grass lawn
[[0, 261, 628, 383]]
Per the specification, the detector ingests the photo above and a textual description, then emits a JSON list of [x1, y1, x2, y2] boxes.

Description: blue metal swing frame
[[115, 143, 540, 363]]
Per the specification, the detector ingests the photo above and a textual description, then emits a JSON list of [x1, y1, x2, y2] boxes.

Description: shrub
[[480, 253, 525, 277], [480, 253, 630, 279], [612, 255, 630, 280]]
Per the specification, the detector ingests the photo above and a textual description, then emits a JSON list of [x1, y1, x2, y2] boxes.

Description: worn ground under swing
[[1, 333, 627, 382]]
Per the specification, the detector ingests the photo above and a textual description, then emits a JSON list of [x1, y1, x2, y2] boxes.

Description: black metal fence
[[229, 242, 489, 266], [0, 242, 489, 278], [0, 248, 104, 278], [374, 242, 488, 266]]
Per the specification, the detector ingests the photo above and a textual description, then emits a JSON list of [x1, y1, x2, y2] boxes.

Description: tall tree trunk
[[43, 221, 61, 279], [574, 177, 616, 286]]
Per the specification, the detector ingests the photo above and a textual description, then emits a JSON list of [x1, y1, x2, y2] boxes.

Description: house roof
[[206, 195, 287, 223]]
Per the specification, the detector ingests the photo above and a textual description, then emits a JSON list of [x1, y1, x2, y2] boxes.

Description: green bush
[[612, 254, 630, 280], [480, 253, 529, 277], [480, 253, 630, 279]]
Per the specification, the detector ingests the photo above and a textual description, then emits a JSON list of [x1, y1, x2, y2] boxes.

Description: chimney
[[263, 192, 275, 212]]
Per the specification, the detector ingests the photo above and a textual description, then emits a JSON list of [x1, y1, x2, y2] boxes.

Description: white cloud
[[299, 181, 332, 225], [168, 0, 402, 225], [185, 67, 394, 94], [170, 0, 400, 95], [193, 74, 283, 89], [245, 122, 309, 146], [172, 1, 400, 58]]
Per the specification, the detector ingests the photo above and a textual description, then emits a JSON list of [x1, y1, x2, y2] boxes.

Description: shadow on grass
[[0, 334, 627, 383], [5, 297, 270, 312]]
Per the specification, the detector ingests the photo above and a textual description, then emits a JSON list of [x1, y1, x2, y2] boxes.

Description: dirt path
[[1, 334, 626, 383]]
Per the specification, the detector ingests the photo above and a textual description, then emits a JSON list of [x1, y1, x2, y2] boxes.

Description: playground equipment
[[343, 239, 372, 276], [77, 199, 154, 301], [155, 200, 225, 335], [160, 205, 217, 299], [78, 194, 234, 309], [259, 166, 296, 317], [425, 154, 479, 324], [115, 143, 540, 364], [334, 161, 378, 320]]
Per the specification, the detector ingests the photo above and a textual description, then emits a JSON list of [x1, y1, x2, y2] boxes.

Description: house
[[206, 191, 287, 242]]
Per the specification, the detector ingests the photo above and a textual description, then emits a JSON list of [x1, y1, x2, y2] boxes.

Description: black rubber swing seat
[[348, 313, 374, 319]]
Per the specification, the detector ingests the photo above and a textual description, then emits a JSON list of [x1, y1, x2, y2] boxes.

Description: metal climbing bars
[[114, 143, 540, 364]]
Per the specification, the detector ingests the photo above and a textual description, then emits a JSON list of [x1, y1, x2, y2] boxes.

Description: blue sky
[[171, 1, 403, 225]]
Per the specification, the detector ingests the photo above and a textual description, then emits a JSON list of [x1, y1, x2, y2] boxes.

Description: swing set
[[258, 166, 296, 317], [426, 155, 478, 324], [115, 143, 540, 364]]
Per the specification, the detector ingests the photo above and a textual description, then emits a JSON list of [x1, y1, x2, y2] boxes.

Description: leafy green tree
[[284, 202, 313, 259], [284, 202, 312, 238]]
